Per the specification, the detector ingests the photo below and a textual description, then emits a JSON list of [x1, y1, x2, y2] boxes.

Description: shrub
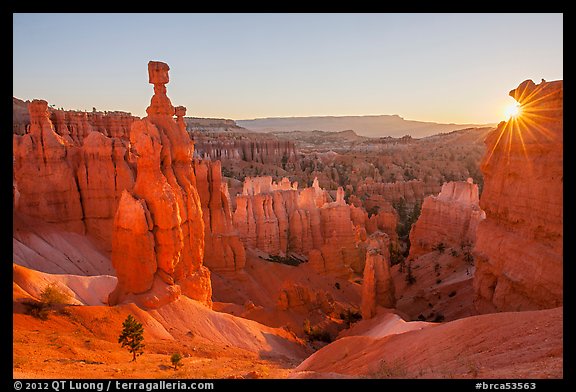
[[24, 283, 71, 320], [463, 251, 474, 265], [432, 242, 446, 254], [340, 308, 362, 328], [23, 301, 50, 320], [265, 255, 304, 266], [303, 320, 333, 343], [40, 283, 70, 305], [405, 262, 416, 285]]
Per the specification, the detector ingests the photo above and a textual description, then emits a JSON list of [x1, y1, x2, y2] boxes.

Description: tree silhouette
[[118, 314, 145, 362]]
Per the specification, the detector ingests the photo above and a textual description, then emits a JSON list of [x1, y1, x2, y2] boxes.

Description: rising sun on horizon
[[504, 103, 522, 120]]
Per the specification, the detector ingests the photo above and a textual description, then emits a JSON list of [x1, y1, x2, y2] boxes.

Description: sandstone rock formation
[[13, 100, 85, 234], [232, 176, 394, 278], [357, 179, 440, 208], [13, 99, 135, 253], [361, 247, 396, 319], [109, 61, 211, 308], [193, 134, 297, 165], [76, 132, 134, 248], [473, 79, 563, 312], [408, 179, 485, 259], [14, 89, 135, 144], [276, 281, 335, 314], [193, 159, 246, 272]]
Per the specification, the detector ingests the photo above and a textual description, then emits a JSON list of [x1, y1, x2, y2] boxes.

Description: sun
[[504, 103, 522, 120]]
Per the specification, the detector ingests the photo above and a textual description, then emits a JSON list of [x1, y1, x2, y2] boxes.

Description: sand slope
[[292, 307, 562, 379], [13, 212, 113, 276]]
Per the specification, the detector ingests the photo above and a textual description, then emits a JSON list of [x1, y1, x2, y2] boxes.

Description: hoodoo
[[109, 61, 211, 308]]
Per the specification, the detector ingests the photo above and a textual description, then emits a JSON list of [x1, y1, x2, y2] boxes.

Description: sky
[[13, 13, 563, 124]]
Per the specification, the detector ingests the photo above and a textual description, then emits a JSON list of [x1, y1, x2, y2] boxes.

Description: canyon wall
[[13, 93, 244, 280], [473, 79, 563, 312], [193, 133, 297, 165], [232, 176, 393, 278], [408, 179, 485, 259], [13, 100, 87, 234], [356, 179, 441, 208], [13, 97, 136, 141], [109, 61, 211, 308]]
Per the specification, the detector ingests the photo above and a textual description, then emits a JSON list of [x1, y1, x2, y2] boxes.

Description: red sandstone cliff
[[13, 97, 137, 142], [193, 159, 246, 272], [473, 79, 563, 312], [232, 176, 392, 278], [13, 100, 135, 253], [193, 133, 297, 166], [356, 179, 440, 208], [408, 179, 485, 259], [13, 100, 86, 234]]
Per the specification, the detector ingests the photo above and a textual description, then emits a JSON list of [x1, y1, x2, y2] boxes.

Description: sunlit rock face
[[13, 99, 135, 252], [110, 61, 212, 308], [13, 100, 85, 233], [408, 179, 485, 260], [473, 79, 563, 313], [193, 159, 246, 272], [232, 176, 393, 279]]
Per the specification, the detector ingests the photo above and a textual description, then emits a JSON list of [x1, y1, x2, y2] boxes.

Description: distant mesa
[[237, 115, 495, 138]]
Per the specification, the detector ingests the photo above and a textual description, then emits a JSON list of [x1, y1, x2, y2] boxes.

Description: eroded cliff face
[[232, 176, 392, 278], [13, 97, 136, 142], [193, 134, 297, 166], [408, 179, 485, 259], [356, 179, 441, 208], [473, 79, 563, 313], [361, 246, 396, 319], [13, 100, 135, 253], [193, 159, 246, 272], [109, 61, 211, 308], [13, 100, 86, 234]]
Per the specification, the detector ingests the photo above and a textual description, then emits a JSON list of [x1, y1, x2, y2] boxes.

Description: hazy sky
[[13, 13, 562, 124]]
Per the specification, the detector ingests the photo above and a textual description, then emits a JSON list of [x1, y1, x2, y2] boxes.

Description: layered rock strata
[[13, 100, 134, 251], [408, 179, 485, 259], [193, 135, 297, 165], [233, 176, 392, 277], [356, 179, 441, 208]]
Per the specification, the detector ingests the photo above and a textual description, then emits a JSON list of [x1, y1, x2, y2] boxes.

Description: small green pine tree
[[118, 314, 145, 362], [171, 353, 182, 370]]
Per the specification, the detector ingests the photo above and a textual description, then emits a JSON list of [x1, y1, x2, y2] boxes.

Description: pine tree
[[118, 314, 145, 362], [171, 353, 182, 370]]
